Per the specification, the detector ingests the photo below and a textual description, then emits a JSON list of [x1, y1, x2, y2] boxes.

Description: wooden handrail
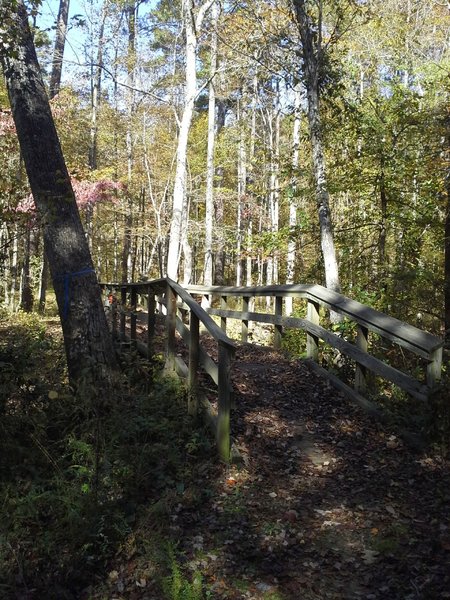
[[185, 282, 443, 397], [100, 279, 444, 460], [100, 279, 236, 462]]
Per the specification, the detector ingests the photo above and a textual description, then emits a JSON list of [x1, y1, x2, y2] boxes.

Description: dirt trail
[[107, 324, 450, 599], [180, 343, 450, 599]]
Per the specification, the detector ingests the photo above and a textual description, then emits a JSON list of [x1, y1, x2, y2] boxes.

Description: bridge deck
[[133, 325, 450, 598]]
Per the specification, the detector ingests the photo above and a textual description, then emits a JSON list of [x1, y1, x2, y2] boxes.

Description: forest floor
[[87, 326, 450, 600], [1, 313, 449, 599]]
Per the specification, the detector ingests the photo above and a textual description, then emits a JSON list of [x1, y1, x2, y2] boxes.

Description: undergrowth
[[0, 313, 214, 598]]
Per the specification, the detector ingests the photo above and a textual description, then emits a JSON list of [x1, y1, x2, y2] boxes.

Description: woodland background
[[0, 0, 449, 340]]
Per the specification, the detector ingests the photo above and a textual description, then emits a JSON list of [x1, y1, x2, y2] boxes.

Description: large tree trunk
[[292, 0, 342, 322], [40, 0, 70, 312], [1, 0, 117, 384]]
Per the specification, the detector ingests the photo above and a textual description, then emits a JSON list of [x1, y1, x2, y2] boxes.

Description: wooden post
[[221, 295, 227, 333], [217, 342, 233, 462], [120, 286, 127, 341], [355, 324, 368, 392], [427, 347, 443, 389], [166, 283, 177, 371], [242, 296, 250, 342], [111, 300, 118, 341], [130, 287, 137, 347], [274, 296, 283, 349], [147, 290, 156, 356], [188, 311, 199, 416], [306, 299, 320, 361]]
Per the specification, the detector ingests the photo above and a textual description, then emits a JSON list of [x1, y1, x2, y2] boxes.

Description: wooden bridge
[[100, 278, 444, 462]]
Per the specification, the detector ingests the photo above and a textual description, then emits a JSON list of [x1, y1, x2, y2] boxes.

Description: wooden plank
[[305, 359, 385, 420], [426, 347, 443, 389], [305, 285, 443, 357], [208, 308, 429, 400], [221, 295, 227, 333], [188, 312, 200, 415], [167, 279, 235, 350], [174, 355, 188, 378], [185, 283, 312, 298], [166, 283, 177, 372], [175, 317, 219, 385], [274, 296, 283, 349], [130, 288, 137, 346], [242, 296, 250, 343], [198, 390, 218, 431], [355, 325, 369, 393], [306, 299, 319, 361], [217, 342, 233, 462]]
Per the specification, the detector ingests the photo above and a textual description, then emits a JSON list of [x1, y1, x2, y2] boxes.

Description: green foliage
[[163, 544, 204, 600], [0, 314, 211, 597]]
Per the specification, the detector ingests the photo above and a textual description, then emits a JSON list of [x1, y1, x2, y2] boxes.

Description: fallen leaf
[[362, 549, 379, 565]]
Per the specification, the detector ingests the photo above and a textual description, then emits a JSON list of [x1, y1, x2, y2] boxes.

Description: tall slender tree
[[292, 0, 342, 320], [203, 0, 219, 295], [166, 0, 215, 280]]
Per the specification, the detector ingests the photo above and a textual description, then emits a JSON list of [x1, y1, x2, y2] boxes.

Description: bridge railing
[[101, 279, 444, 459], [100, 278, 236, 462], [185, 283, 443, 406]]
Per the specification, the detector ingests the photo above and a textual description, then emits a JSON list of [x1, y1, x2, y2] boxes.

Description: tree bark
[[40, 0, 71, 313], [292, 0, 342, 322], [0, 0, 117, 384], [20, 223, 33, 312], [445, 114, 450, 346], [203, 0, 219, 293], [166, 0, 215, 280], [49, 0, 70, 98], [89, 0, 108, 172], [286, 83, 302, 316]]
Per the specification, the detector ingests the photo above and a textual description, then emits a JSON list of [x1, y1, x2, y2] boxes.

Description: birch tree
[[203, 0, 219, 293], [166, 0, 215, 280]]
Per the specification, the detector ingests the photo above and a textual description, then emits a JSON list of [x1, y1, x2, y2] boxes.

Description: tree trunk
[[89, 0, 108, 172], [166, 0, 215, 279], [292, 0, 342, 322], [445, 114, 450, 346], [121, 1, 137, 282], [236, 97, 246, 287], [203, 0, 218, 293], [20, 223, 33, 312], [10, 224, 19, 312], [49, 0, 70, 98], [1, 0, 117, 384], [286, 84, 302, 315], [40, 0, 71, 312]]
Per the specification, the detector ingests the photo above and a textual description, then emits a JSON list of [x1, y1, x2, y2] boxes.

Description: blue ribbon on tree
[[56, 267, 95, 320]]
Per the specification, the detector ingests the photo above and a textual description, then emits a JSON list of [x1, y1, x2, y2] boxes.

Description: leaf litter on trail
[[88, 341, 450, 600]]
